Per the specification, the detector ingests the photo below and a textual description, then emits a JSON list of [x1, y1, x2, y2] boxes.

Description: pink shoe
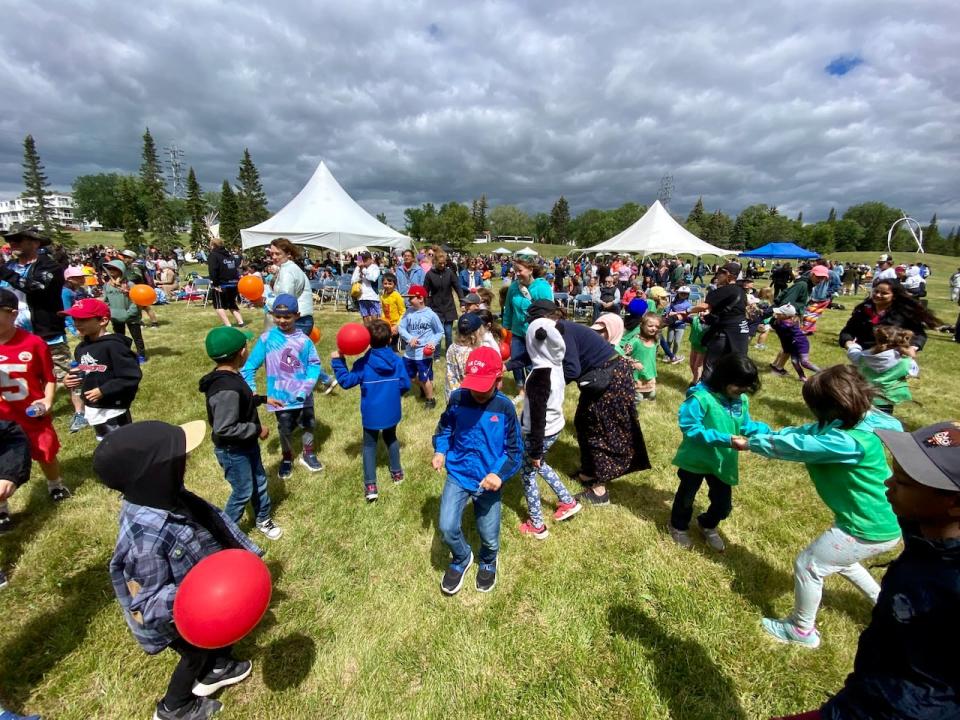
[[553, 501, 582, 522], [519, 520, 549, 539]]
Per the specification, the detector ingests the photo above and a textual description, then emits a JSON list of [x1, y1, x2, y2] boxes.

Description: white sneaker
[[697, 519, 725, 552], [667, 524, 693, 549], [256, 518, 283, 540], [323, 378, 339, 395]]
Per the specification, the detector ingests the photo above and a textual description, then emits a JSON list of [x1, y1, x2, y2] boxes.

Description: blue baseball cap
[[271, 293, 299, 316], [627, 298, 648, 316]]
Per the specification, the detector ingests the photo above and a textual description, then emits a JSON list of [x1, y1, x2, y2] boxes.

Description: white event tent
[[492, 247, 512, 254], [241, 161, 411, 252], [582, 200, 734, 257], [515, 246, 538, 257]]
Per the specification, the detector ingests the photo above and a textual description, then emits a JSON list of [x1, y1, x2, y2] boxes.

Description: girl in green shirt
[[747, 365, 903, 649], [618, 313, 660, 402]]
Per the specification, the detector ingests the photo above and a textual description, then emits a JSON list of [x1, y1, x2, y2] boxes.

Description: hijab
[[593, 313, 624, 346]]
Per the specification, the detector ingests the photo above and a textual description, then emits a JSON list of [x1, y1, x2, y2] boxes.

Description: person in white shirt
[[872, 254, 898, 286], [351, 252, 382, 325]]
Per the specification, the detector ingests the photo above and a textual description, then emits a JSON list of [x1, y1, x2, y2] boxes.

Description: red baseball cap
[[460, 346, 503, 392], [408, 284, 427, 299], [60, 298, 110, 319]]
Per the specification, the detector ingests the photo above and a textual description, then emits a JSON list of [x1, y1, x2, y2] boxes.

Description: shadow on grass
[[145, 346, 182, 359], [761, 395, 810, 426], [0, 560, 113, 707], [259, 633, 317, 691], [655, 370, 693, 394], [420, 495, 448, 571], [608, 604, 748, 720]]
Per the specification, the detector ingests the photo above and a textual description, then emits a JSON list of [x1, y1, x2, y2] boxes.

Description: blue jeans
[[294, 315, 331, 384], [214, 445, 272, 523], [362, 425, 401, 487], [508, 334, 530, 388], [438, 478, 502, 567], [441, 321, 454, 355]]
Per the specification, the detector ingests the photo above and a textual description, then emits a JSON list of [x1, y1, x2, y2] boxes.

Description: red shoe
[[553, 501, 582, 522], [519, 520, 549, 539]]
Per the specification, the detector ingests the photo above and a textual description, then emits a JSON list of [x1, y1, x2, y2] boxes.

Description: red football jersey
[[0, 328, 55, 422]]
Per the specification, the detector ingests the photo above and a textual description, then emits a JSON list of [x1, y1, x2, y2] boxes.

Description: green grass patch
[[1, 256, 957, 719]]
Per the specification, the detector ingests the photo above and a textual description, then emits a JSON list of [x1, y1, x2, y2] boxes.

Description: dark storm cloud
[[1, 0, 957, 228]]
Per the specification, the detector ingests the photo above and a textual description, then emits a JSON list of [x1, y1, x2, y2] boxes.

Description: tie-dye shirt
[[241, 327, 321, 411]]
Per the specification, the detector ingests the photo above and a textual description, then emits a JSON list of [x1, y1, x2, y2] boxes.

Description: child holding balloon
[[102, 260, 147, 363], [96, 421, 261, 720], [398, 285, 444, 410]]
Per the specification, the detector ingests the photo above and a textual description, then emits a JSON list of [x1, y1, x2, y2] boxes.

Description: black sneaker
[[769, 364, 788, 376], [476, 560, 498, 593], [575, 487, 610, 506], [365, 484, 379, 502], [440, 552, 473, 595], [390, 470, 404, 484], [424, 398, 437, 410], [192, 659, 252, 697], [49, 485, 72, 502], [153, 696, 223, 719], [0, 512, 12, 532], [0, 569, 7, 589]]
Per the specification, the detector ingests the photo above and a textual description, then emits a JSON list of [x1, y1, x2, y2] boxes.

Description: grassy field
[[1, 252, 958, 719]]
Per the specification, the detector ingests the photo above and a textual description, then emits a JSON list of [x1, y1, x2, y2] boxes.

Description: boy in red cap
[[432, 346, 522, 594], [61, 297, 142, 440], [398, 285, 443, 410], [0, 288, 70, 514]]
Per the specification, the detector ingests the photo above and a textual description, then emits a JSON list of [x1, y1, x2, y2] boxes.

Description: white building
[[0, 193, 93, 231]]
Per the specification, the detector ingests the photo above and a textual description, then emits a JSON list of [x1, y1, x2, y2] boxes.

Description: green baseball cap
[[205, 326, 253, 360]]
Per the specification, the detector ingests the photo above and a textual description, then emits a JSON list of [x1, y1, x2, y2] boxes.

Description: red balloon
[[129, 284, 157, 307], [173, 549, 272, 649], [336, 322, 371, 355], [423, 345, 434, 357], [499, 339, 511, 361], [238, 275, 265, 301]]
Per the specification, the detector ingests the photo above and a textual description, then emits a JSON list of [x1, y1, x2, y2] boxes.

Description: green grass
[[2, 255, 958, 719]]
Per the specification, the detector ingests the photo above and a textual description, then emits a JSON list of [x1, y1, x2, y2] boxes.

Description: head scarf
[[593, 313, 624, 346]]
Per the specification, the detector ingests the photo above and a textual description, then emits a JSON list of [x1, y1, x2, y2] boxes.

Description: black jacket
[[838, 300, 928, 350], [424, 266, 464, 323], [0, 253, 66, 341], [207, 247, 240, 287], [73, 333, 142, 409], [822, 529, 960, 720], [199, 369, 265, 449], [0, 421, 31, 487]]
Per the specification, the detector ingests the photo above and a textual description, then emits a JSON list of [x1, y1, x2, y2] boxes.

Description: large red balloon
[[336, 322, 371, 355], [129, 284, 157, 307], [237, 275, 265, 301], [499, 339, 511, 361], [173, 549, 272, 649]]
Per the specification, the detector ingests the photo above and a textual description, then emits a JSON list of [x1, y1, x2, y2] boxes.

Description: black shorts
[[213, 285, 239, 311]]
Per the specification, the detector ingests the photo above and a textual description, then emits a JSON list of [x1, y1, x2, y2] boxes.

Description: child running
[[61, 298, 142, 441], [687, 311, 707, 387], [669, 354, 769, 551], [398, 284, 443, 410], [445, 312, 484, 399], [433, 346, 522, 595], [770, 304, 820, 381], [96, 421, 259, 720], [846, 325, 919, 415], [200, 326, 283, 540], [517, 319, 581, 539], [331, 319, 410, 503], [746, 365, 903, 648], [0, 288, 70, 505], [618, 311, 660, 402], [661, 285, 691, 364], [242, 293, 323, 480]]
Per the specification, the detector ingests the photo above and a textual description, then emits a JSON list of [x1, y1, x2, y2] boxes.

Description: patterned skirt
[[574, 356, 651, 483]]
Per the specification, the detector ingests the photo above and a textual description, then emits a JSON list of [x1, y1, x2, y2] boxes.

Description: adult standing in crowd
[[268, 238, 314, 334], [689, 262, 749, 379], [423, 248, 463, 355], [770, 262, 793, 298], [395, 249, 424, 295], [207, 238, 246, 328], [459, 257, 483, 294], [839, 279, 940, 352], [0, 229, 71, 381], [528, 301, 650, 506], [502, 258, 553, 396], [350, 251, 381, 326], [873, 254, 897, 286]]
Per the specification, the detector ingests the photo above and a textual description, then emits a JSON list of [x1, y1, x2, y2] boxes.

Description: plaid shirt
[[108, 498, 262, 654]]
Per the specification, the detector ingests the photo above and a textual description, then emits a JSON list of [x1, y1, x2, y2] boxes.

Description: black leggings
[[670, 468, 733, 531], [111, 320, 146, 358], [163, 639, 234, 710]]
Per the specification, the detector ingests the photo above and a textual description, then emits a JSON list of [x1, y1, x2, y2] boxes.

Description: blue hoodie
[[433, 388, 523, 491], [331, 346, 411, 430]]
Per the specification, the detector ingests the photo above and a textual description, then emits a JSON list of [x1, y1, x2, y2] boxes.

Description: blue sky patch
[[825, 55, 864, 76]]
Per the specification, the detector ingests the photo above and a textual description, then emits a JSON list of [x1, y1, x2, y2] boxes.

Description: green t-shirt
[[618, 328, 657, 381], [688, 315, 706, 352], [672, 389, 747, 485]]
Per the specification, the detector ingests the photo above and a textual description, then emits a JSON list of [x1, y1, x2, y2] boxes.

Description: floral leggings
[[521, 432, 575, 528]]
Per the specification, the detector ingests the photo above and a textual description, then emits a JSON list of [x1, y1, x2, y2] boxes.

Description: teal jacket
[[502, 277, 553, 337]]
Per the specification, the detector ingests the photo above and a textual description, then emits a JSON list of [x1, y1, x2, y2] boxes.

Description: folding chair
[[573, 293, 593, 321], [187, 278, 211, 307], [334, 276, 354, 310]]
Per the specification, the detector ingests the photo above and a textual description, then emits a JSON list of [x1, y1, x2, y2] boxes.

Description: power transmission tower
[[657, 174, 674, 208], [164, 144, 186, 198]]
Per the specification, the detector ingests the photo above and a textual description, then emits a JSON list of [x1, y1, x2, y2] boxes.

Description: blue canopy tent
[[739, 242, 819, 259]]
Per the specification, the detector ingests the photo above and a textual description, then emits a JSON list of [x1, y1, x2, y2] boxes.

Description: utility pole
[[657, 174, 674, 209], [164, 144, 186, 198]]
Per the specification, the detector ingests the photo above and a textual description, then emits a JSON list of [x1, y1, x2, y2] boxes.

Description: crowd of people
[[0, 226, 958, 720]]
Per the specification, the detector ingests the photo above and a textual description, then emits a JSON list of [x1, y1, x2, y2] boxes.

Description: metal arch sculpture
[[887, 215, 924, 254]]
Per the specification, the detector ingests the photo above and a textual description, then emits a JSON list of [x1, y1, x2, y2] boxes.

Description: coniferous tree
[[236, 149, 269, 228], [472, 194, 488, 233], [549, 196, 570, 245], [686, 196, 705, 228], [21, 135, 69, 243], [186, 168, 208, 251], [119, 176, 144, 250], [219, 181, 240, 250], [827, 207, 837, 223], [796, 211, 803, 225], [139, 128, 177, 249]]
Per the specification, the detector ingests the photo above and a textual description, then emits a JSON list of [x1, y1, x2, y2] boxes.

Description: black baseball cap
[[877, 421, 960, 492], [0, 288, 18, 310], [2, 228, 51, 246]]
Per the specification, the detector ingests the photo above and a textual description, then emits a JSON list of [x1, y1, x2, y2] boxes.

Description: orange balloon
[[309, 326, 321, 343], [129, 284, 157, 306], [237, 275, 265, 301]]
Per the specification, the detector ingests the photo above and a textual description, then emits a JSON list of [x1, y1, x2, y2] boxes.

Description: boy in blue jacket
[[331, 320, 411, 503], [432, 346, 522, 595]]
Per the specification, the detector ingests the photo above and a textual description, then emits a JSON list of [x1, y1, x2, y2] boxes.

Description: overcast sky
[[1, 0, 957, 229]]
